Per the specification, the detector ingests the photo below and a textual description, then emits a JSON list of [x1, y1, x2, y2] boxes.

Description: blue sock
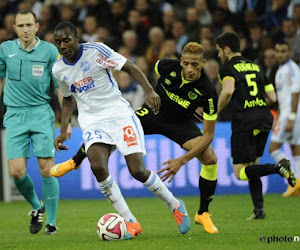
[[42, 176, 59, 226], [12, 174, 41, 210]]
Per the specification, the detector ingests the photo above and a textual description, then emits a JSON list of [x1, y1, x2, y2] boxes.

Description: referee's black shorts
[[231, 129, 270, 164], [135, 106, 202, 147]]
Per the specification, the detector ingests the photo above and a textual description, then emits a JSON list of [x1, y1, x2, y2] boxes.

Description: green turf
[[0, 194, 299, 249]]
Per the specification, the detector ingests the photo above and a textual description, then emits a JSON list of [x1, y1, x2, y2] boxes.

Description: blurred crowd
[[0, 0, 300, 126]]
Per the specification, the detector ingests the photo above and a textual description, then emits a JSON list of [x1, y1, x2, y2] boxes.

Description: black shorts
[[231, 129, 270, 164], [135, 106, 202, 146]]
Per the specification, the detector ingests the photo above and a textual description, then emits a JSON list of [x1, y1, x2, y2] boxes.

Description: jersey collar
[[180, 70, 201, 88], [62, 44, 83, 66], [17, 37, 40, 52]]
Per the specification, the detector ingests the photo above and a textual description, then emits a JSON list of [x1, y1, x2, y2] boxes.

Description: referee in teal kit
[[0, 10, 61, 235]]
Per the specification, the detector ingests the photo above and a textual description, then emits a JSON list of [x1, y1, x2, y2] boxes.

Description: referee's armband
[[203, 112, 217, 121], [265, 84, 274, 92]]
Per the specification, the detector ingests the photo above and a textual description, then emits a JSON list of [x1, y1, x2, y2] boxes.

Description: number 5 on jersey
[[245, 73, 258, 96]]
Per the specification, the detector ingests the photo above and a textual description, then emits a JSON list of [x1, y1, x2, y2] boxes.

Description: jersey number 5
[[245, 73, 258, 96]]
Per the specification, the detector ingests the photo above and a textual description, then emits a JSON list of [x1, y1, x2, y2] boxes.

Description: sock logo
[[123, 126, 138, 147]]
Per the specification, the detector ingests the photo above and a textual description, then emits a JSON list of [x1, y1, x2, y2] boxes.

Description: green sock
[[12, 174, 41, 210], [42, 176, 59, 226]]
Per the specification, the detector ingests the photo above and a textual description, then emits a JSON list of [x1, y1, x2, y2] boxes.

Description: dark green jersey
[[154, 59, 218, 121], [219, 56, 273, 132]]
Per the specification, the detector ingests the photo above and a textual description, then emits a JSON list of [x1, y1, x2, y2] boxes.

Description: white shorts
[[82, 115, 146, 156], [271, 114, 300, 145]]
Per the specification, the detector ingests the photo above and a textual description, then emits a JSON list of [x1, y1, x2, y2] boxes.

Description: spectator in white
[[281, 18, 300, 63], [269, 41, 300, 197], [194, 0, 212, 25], [171, 20, 188, 54], [115, 71, 145, 110], [82, 16, 99, 42]]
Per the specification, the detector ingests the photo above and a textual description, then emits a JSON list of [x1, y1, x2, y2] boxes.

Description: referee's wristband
[[288, 112, 296, 121]]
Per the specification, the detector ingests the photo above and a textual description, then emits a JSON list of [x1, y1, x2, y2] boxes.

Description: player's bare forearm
[[217, 91, 231, 115], [217, 78, 234, 115], [60, 96, 76, 134], [122, 60, 161, 114], [158, 119, 216, 182]]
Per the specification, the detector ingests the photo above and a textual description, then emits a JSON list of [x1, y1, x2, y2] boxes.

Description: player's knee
[[233, 167, 242, 180], [128, 165, 148, 182], [90, 163, 108, 177]]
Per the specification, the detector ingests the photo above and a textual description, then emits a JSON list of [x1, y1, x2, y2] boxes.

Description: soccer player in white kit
[[269, 41, 300, 197], [52, 21, 190, 238]]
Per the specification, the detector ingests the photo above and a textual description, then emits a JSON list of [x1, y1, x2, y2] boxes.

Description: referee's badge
[[32, 65, 44, 79], [188, 91, 198, 100]]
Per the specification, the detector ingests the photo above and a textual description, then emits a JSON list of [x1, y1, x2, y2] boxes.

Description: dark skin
[[53, 27, 160, 182]]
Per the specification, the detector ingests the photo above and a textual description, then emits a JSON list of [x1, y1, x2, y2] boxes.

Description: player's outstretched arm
[[158, 119, 216, 183], [56, 96, 76, 152], [121, 60, 161, 114]]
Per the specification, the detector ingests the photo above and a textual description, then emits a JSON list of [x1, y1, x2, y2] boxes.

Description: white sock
[[293, 155, 300, 179], [144, 171, 180, 211], [271, 149, 289, 163], [98, 175, 137, 222]]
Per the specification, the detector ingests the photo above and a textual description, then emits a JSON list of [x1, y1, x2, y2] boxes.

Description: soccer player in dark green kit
[[216, 31, 296, 219], [0, 10, 62, 234]]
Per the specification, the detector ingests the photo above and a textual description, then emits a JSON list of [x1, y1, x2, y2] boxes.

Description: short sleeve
[[291, 65, 300, 93], [93, 42, 127, 71], [0, 44, 6, 79], [218, 64, 235, 84], [48, 44, 60, 87], [52, 64, 71, 97]]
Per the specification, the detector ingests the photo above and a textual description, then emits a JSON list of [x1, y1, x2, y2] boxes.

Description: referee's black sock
[[248, 176, 263, 209], [245, 164, 277, 179], [198, 176, 217, 214], [72, 143, 86, 167]]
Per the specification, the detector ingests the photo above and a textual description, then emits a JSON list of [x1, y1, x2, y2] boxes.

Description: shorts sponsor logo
[[32, 65, 44, 79], [70, 76, 95, 93], [123, 126, 138, 147]]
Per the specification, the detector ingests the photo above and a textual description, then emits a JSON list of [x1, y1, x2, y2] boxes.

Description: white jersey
[[52, 42, 134, 130], [275, 59, 300, 115]]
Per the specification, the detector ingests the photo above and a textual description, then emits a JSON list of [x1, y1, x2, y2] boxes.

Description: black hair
[[14, 10, 37, 24], [215, 31, 241, 53], [275, 39, 290, 48], [54, 21, 78, 37]]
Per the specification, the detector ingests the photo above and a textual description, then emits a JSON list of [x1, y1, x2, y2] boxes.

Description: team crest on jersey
[[170, 71, 176, 77], [123, 126, 138, 147], [32, 65, 44, 79], [80, 61, 91, 72], [188, 91, 198, 100]]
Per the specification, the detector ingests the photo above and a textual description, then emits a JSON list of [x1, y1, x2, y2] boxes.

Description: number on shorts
[[84, 130, 102, 142]]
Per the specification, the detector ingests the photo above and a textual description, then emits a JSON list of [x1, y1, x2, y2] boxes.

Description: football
[[97, 213, 127, 241]]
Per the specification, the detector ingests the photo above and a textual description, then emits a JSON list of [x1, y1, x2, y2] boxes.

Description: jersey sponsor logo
[[233, 62, 260, 72], [8, 54, 17, 58], [70, 76, 95, 93], [123, 126, 138, 147], [170, 71, 176, 77], [244, 98, 266, 108], [32, 65, 44, 79], [161, 83, 191, 109], [188, 91, 198, 100], [164, 78, 171, 85], [80, 61, 91, 72], [96, 53, 118, 69]]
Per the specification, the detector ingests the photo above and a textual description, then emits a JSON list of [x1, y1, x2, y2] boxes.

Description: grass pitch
[[0, 194, 299, 249]]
